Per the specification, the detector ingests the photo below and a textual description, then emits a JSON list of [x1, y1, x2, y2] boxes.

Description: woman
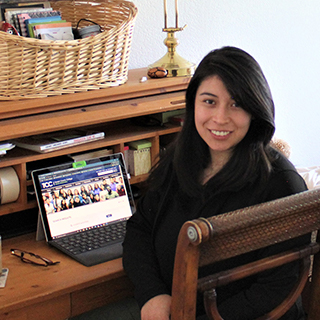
[[80, 185, 89, 196], [122, 47, 309, 320], [94, 183, 101, 195], [60, 199, 69, 210], [67, 189, 74, 201], [116, 183, 126, 196]]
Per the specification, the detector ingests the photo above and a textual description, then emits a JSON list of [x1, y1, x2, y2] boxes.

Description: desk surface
[[1, 233, 133, 319]]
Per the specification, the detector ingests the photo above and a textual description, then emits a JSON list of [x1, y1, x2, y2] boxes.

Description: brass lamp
[[148, 0, 195, 77]]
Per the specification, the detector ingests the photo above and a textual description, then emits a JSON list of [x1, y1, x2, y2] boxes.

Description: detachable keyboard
[[55, 220, 127, 255]]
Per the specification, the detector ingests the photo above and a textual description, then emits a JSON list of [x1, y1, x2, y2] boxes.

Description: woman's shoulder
[[270, 148, 297, 172], [266, 150, 308, 200]]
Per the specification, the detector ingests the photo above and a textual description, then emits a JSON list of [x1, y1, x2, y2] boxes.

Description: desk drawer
[[1, 294, 70, 320], [71, 275, 134, 317]]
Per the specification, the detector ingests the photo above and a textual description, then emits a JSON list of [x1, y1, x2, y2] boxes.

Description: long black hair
[[148, 46, 276, 197]]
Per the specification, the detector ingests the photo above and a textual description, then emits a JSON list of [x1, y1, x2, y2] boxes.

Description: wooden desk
[[0, 69, 189, 319], [1, 233, 134, 320]]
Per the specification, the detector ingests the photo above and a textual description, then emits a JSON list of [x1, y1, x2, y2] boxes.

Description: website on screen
[[38, 160, 132, 238]]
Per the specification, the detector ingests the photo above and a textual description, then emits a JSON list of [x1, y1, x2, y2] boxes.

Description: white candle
[[175, 0, 178, 28], [164, 0, 168, 29]]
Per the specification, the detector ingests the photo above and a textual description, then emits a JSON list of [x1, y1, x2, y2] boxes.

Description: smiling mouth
[[211, 130, 231, 136]]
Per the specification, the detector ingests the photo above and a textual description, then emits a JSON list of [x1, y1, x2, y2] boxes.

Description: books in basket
[[25, 16, 62, 37], [17, 9, 61, 37], [2, 4, 52, 35], [13, 129, 105, 153], [34, 22, 73, 40]]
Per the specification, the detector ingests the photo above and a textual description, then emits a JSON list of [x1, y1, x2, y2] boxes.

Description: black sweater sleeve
[[122, 190, 170, 309]]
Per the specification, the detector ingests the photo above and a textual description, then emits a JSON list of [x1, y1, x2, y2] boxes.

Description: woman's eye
[[232, 102, 241, 108], [204, 99, 215, 105]]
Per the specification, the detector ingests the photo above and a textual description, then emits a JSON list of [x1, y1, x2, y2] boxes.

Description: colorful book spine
[[17, 13, 32, 37], [16, 9, 61, 37]]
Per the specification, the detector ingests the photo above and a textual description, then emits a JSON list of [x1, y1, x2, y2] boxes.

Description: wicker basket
[[0, 0, 138, 100]]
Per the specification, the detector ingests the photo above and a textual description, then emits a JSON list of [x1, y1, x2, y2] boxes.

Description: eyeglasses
[[11, 249, 60, 267]]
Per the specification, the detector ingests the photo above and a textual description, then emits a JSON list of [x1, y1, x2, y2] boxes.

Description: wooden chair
[[171, 188, 320, 320]]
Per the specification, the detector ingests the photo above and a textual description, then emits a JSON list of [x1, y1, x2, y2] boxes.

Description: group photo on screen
[[42, 175, 127, 214]]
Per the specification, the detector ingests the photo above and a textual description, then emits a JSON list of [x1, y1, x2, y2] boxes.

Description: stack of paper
[[13, 129, 105, 153], [0, 142, 15, 156]]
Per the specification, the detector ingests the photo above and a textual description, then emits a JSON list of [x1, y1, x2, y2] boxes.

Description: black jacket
[[123, 152, 309, 320]]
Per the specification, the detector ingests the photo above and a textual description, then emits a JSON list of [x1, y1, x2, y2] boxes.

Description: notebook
[[32, 153, 135, 267]]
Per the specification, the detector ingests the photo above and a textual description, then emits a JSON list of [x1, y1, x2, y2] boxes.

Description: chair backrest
[[171, 188, 320, 320]]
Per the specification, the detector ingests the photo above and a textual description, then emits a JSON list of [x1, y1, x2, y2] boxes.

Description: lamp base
[[148, 51, 195, 77]]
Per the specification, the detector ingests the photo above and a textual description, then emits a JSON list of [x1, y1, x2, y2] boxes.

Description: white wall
[[128, 0, 320, 167]]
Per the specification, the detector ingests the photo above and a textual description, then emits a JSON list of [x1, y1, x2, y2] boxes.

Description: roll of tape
[[0, 167, 20, 204]]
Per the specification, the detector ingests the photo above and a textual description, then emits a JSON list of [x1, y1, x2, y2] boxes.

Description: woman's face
[[194, 75, 252, 161]]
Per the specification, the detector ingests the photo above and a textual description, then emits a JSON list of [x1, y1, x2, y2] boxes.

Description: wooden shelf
[[0, 68, 190, 220], [0, 68, 189, 120], [0, 121, 182, 168], [0, 91, 185, 141]]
